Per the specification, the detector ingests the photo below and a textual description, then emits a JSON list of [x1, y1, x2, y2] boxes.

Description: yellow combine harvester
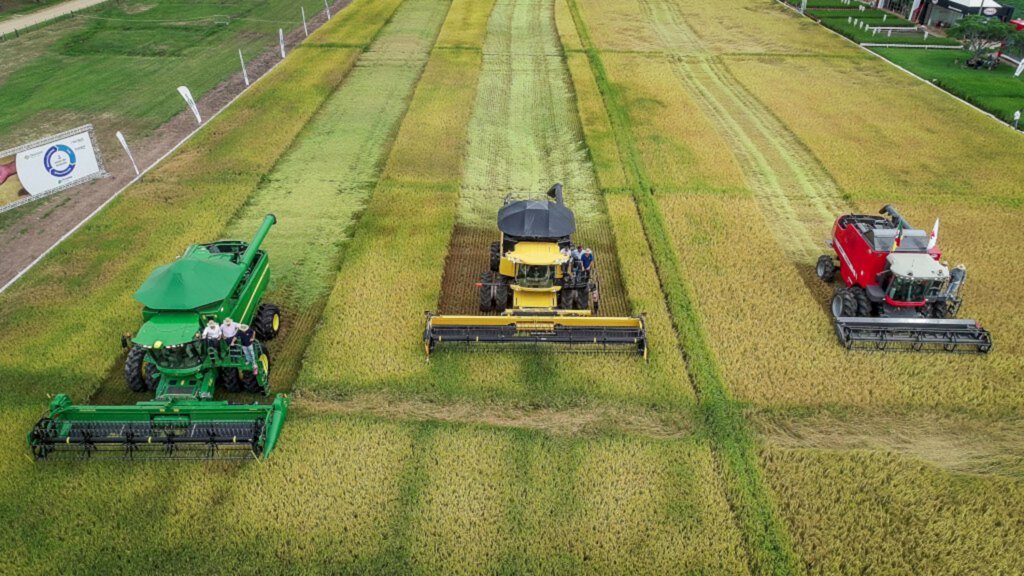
[[424, 184, 648, 357]]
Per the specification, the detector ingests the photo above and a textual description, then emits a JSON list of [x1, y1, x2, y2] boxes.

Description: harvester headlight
[[154, 341, 163, 349]]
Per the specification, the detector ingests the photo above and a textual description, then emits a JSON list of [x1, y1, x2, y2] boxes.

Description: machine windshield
[[149, 341, 204, 370], [516, 264, 554, 288], [887, 276, 936, 304]]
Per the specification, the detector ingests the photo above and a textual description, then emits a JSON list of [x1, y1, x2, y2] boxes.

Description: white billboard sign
[[14, 127, 104, 197]]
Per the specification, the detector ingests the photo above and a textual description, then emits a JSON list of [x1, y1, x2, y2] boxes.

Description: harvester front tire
[[490, 241, 501, 272], [831, 287, 857, 318], [851, 287, 871, 317], [220, 367, 243, 393], [255, 304, 282, 341], [816, 255, 836, 283], [479, 272, 495, 312], [494, 279, 509, 313], [575, 286, 590, 311], [124, 346, 152, 393]]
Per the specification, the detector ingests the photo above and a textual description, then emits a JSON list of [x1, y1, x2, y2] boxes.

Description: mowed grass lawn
[[0, 0, 329, 145], [875, 47, 1024, 122]]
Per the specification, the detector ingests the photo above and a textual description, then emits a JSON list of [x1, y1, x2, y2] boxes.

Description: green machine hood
[[134, 312, 202, 347], [134, 256, 239, 311]]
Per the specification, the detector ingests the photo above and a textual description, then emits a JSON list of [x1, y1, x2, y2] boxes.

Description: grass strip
[[566, 0, 803, 573]]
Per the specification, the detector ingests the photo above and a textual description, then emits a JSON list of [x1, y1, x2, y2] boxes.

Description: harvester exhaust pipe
[[546, 182, 564, 206], [239, 214, 277, 268], [879, 205, 911, 229]]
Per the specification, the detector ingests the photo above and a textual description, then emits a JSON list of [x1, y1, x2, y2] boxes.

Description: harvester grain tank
[[28, 214, 291, 459], [816, 205, 992, 353], [424, 184, 648, 356]]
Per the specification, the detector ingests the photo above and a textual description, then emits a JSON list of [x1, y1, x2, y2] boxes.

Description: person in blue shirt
[[580, 247, 594, 273], [236, 323, 258, 375]]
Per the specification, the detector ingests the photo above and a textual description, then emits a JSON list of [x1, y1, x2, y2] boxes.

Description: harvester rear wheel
[[831, 287, 857, 318], [490, 241, 501, 272], [479, 272, 495, 312], [124, 346, 154, 393], [816, 255, 836, 283], [255, 304, 282, 341], [219, 366, 243, 393]]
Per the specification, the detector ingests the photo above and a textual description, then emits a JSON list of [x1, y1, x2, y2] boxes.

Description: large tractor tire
[[830, 286, 858, 318], [124, 345, 156, 393], [851, 286, 872, 317], [816, 255, 837, 283], [241, 349, 271, 394], [219, 366, 243, 393], [489, 241, 501, 272], [575, 285, 591, 311], [559, 287, 575, 310], [479, 272, 495, 312], [255, 304, 282, 341], [494, 278, 510, 312]]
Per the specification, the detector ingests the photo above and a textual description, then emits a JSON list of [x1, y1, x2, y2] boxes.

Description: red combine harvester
[[816, 205, 992, 353]]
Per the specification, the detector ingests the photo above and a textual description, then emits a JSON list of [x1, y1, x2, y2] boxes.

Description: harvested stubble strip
[[0, 0, 400, 405]]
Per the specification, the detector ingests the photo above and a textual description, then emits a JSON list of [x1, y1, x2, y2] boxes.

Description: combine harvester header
[[816, 205, 992, 353], [425, 184, 648, 357], [28, 215, 291, 459]]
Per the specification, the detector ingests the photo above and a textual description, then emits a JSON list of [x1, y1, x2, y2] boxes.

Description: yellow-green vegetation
[[762, 449, 1024, 575], [434, 0, 496, 48], [724, 53, 1024, 204]]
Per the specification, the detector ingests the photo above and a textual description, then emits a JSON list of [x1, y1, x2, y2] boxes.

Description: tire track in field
[[640, 0, 845, 265]]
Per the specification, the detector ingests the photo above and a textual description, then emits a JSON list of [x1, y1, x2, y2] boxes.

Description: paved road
[[0, 0, 108, 36]]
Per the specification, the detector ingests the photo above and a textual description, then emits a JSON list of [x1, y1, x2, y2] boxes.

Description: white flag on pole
[[115, 131, 140, 176], [325, 0, 331, 19], [927, 218, 939, 250], [177, 86, 202, 124], [1015, 58, 1024, 78], [909, 0, 922, 21], [238, 49, 250, 86], [302, 7, 309, 37], [279, 28, 286, 58], [800, 0, 807, 13]]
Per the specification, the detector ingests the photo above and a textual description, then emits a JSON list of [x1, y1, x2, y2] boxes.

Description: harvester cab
[[425, 183, 648, 357], [28, 215, 291, 460], [816, 205, 992, 353]]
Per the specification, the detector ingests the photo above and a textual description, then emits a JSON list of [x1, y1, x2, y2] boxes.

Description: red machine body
[[816, 205, 991, 353]]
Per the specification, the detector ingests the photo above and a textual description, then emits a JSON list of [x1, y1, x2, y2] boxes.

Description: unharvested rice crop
[[762, 448, 1024, 574]]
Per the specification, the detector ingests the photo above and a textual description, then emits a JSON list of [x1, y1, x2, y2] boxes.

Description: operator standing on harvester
[[424, 184, 647, 356], [29, 214, 291, 460], [816, 205, 992, 353]]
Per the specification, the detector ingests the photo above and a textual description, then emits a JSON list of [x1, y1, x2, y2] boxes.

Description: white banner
[[177, 86, 202, 124], [15, 129, 103, 197], [1016, 58, 1024, 78]]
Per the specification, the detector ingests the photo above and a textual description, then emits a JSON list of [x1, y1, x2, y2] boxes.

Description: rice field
[[2, 0, 1023, 572]]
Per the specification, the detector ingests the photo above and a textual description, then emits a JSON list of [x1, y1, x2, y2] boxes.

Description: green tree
[[949, 15, 1013, 62]]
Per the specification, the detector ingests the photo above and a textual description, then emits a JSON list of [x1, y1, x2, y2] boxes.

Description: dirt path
[[0, 0, 107, 35], [0, 0, 351, 290], [641, 0, 846, 265]]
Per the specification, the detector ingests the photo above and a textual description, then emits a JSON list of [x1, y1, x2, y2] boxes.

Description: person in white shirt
[[221, 318, 239, 341], [201, 320, 221, 358]]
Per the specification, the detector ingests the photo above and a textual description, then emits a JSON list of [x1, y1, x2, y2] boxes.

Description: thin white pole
[[325, 0, 331, 19], [279, 29, 286, 58], [239, 49, 250, 86], [302, 7, 309, 37], [115, 131, 140, 176]]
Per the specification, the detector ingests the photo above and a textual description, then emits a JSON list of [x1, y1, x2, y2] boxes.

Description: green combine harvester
[[28, 214, 291, 460]]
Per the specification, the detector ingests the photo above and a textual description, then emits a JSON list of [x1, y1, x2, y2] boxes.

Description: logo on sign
[[983, 7, 998, 15], [43, 144, 76, 178]]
